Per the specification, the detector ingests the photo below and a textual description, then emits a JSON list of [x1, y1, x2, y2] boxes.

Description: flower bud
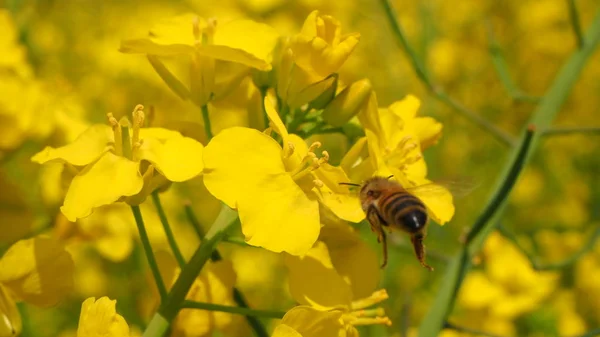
[[322, 79, 372, 127], [308, 73, 338, 110], [290, 11, 360, 77]]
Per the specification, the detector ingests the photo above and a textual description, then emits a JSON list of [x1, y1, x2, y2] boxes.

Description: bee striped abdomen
[[380, 191, 428, 233]]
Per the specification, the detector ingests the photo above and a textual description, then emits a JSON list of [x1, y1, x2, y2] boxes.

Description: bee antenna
[[387, 175, 394, 180], [339, 182, 361, 187]]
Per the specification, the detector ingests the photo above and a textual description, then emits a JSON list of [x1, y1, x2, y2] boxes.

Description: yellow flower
[[290, 10, 360, 77], [277, 11, 359, 108], [0, 236, 74, 307], [285, 225, 381, 310], [351, 92, 453, 224], [280, 220, 390, 336], [0, 235, 74, 336], [31, 105, 204, 221], [121, 14, 279, 106], [202, 97, 324, 255], [77, 297, 130, 337]]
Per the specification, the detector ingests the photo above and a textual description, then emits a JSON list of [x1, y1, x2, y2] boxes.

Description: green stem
[[379, 0, 516, 147], [201, 104, 213, 140], [464, 127, 536, 245], [542, 126, 600, 136], [152, 191, 186, 268], [568, 0, 585, 49], [486, 21, 541, 103], [182, 300, 285, 319], [142, 205, 238, 337], [419, 9, 600, 336], [131, 205, 168, 301], [184, 206, 269, 337]]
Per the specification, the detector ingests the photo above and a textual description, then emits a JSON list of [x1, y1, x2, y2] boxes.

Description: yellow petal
[[139, 136, 204, 182], [357, 92, 386, 169], [410, 179, 455, 225], [0, 284, 21, 337], [313, 164, 364, 223], [272, 306, 344, 337], [31, 125, 113, 166], [77, 297, 129, 337], [264, 95, 289, 146], [203, 127, 284, 208], [323, 226, 380, 299], [61, 152, 144, 222], [285, 241, 352, 309], [203, 127, 319, 255], [389, 95, 442, 149], [119, 13, 198, 55], [200, 19, 279, 71], [238, 176, 319, 255], [291, 11, 360, 76], [0, 236, 74, 307]]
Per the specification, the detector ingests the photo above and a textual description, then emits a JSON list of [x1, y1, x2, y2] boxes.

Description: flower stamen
[[350, 289, 389, 310], [107, 113, 123, 156], [132, 104, 144, 146]]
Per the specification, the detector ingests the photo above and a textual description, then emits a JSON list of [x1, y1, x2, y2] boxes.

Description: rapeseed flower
[[352, 92, 453, 224], [121, 14, 279, 106], [31, 105, 204, 221], [279, 222, 390, 336], [77, 297, 130, 337], [0, 236, 74, 337], [203, 96, 323, 255], [278, 10, 360, 108]]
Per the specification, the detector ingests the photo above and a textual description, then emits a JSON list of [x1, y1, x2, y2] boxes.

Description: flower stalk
[[142, 204, 238, 337], [152, 191, 186, 268]]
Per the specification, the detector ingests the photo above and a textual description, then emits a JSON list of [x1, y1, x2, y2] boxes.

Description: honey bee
[[341, 175, 474, 271]]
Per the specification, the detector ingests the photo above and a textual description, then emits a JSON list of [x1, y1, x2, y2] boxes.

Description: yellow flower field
[[0, 1, 599, 336]]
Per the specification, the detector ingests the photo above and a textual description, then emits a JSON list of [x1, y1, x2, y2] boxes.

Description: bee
[[341, 175, 474, 271]]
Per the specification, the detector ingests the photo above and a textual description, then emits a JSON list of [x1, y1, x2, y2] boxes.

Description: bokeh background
[[1, 0, 599, 336]]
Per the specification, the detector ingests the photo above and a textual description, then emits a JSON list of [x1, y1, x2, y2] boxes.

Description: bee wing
[[405, 177, 479, 199]]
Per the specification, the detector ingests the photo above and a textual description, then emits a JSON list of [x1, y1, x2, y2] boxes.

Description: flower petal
[[77, 297, 130, 337], [61, 152, 144, 221], [203, 127, 284, 208], [409, 178, 455, 225], [322, 226, 381, 299], [0, 236, 74, 307], [272, 306, 344, 337], [203, 127, 319, 255], [119, 13, 198, 55], [0, 284, 21, 337], [139, 136, 204, 182], [238, 176, 319, 255], [313, 164, 364, 223], [285, 241, 353, 309], [204, 19, 279, 71], [31, 124, 113, 166]]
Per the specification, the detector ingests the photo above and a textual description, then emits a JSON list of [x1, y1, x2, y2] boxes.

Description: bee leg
[[380, 229, 388, 268], [410, 234, 434, 271]]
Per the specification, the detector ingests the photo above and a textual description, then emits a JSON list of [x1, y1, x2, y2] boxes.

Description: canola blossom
[[1, 2, 599, 337]]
